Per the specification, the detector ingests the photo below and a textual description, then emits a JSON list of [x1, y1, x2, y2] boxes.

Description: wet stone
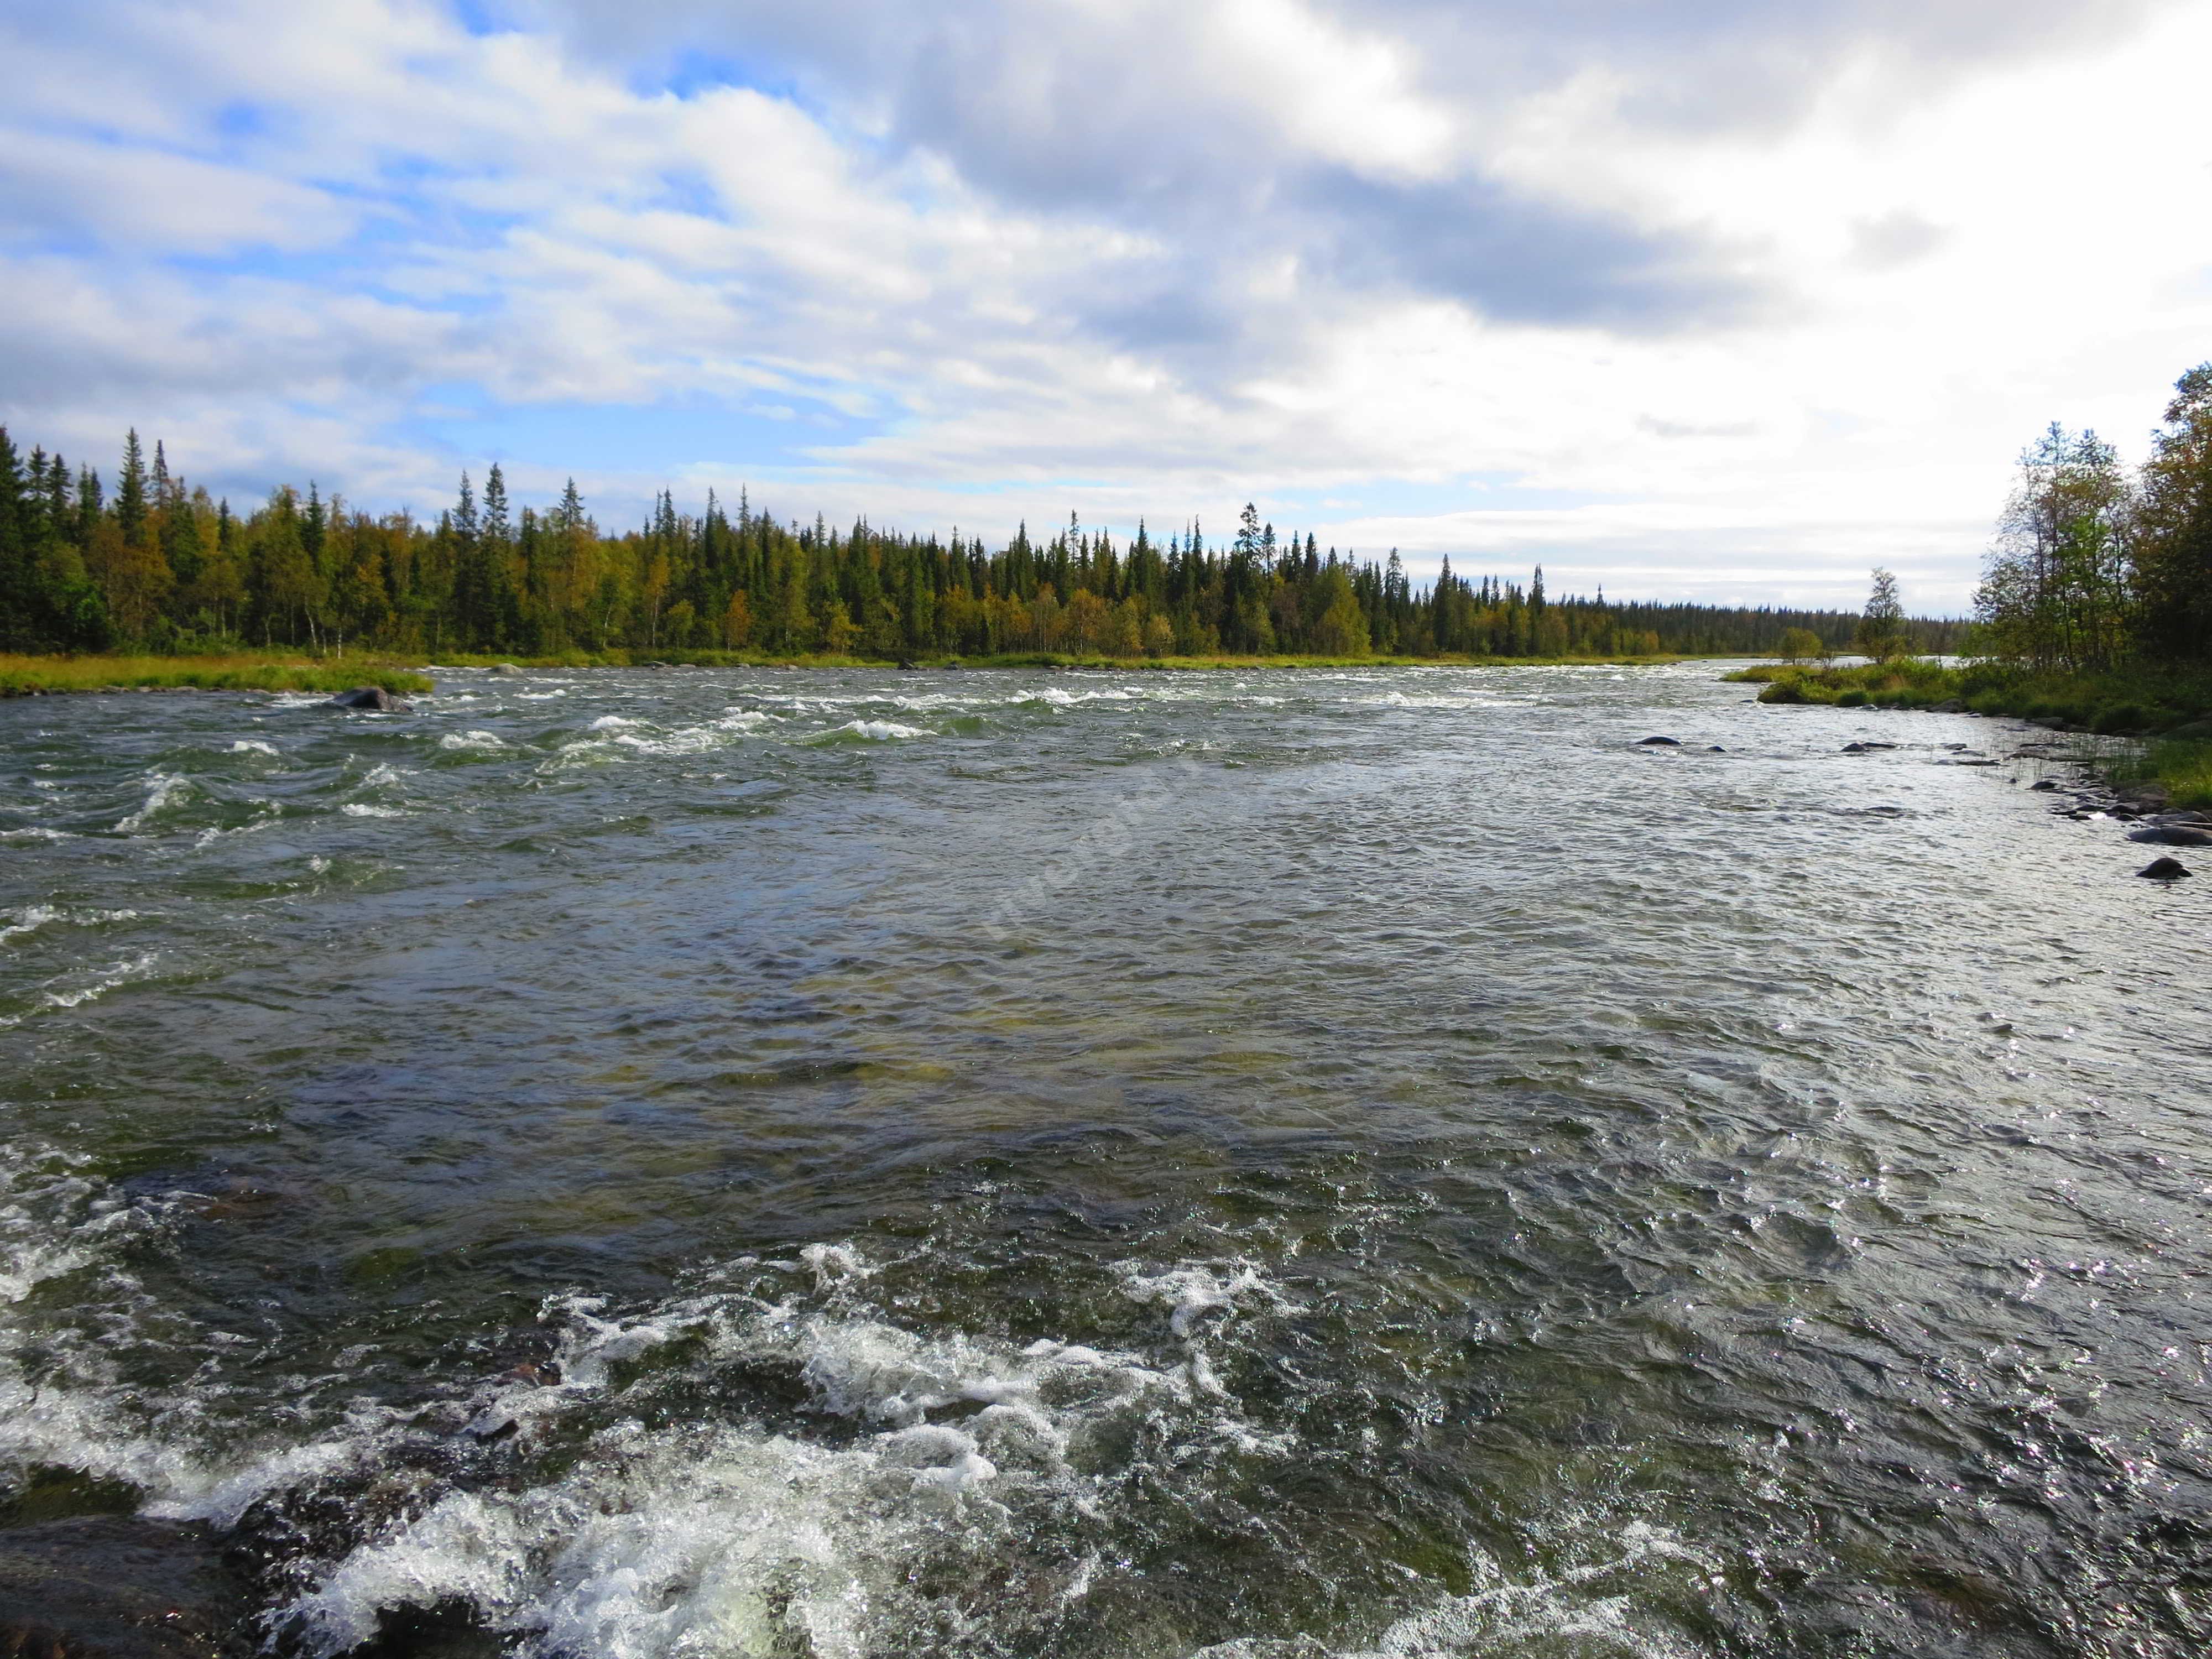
[[2127, 825, 2212, 847], [324, 686, 413, 714]]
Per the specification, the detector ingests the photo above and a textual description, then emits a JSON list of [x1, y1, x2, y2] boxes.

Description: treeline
[[1978, 363, 2212, 675], [0, 426, 1953, 660]]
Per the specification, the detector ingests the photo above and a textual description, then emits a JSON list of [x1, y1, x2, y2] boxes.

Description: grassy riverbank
[[0, 653, 432, 697], [1730, 660, 2212, 807], [422, 648, 1686, 671], [2, 644, 1683, 696]]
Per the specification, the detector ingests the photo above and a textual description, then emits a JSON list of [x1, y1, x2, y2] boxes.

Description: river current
[[1, 662, 2208, 1658]]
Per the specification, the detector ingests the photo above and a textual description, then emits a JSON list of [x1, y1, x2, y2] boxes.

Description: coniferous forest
[[0, 426, 1959, 662]]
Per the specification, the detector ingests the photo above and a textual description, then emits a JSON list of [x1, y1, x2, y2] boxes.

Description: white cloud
[[0, 0, 2206, 613]]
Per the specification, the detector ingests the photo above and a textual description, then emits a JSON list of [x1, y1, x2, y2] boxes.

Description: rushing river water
[[2, 662, 2208, 1658]]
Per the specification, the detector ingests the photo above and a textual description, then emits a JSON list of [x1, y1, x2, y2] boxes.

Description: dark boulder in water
[[1636, 736, 1682, 747], [2128, 824, 2212, 847], [491, 662, 524, 676], [2137, 857, 2192, 880], [325, 685, 413, 713], [0, 1515, 247, 1657]]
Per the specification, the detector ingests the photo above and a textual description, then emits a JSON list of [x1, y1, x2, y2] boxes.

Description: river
[[1, 662, 2206, 1657]]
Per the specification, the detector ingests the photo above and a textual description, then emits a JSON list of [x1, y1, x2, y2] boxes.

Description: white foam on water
[[1029, 686, 1133, 708], [439, 729, 509, 752], [1191, 1521, 1719, 1658], [1364, 691, 1517, 711], [227, 739, 280, 756], [1117, 1261, 1286, 1339], [0, 1144, 111, 1305], [0, 1149, 209, 1492], [254, 1246, 1295, 1658], [1, 906, 140, 947], [0, 1149, 413, 1530], [540, 740, 614, 771], [586, 715, 643, 731], [1, 1190, 1668, 1659], [360, 763, 407, 788], [114, 772, 189, 832], [194, 811, 278, 847], [340, 804, 409, 818], [0, 906, 64, 946], [0, 827, 75, 843], [613, 726, 726, 755], [38, 951, 161, 1011], [824, 719, 928, 742]]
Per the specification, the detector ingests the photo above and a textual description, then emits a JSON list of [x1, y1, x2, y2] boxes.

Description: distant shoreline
[[1, 649, 1710, 697]]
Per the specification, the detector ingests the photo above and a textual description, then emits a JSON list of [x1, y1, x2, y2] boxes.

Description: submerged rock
[[1636, 735, 1682, 747], [2137, 857, 2192, 880], [324, 685, 413, 713], [0, 1515, 247, 1657], [491, 662, 523, 676]]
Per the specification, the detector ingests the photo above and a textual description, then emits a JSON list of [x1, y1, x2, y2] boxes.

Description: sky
[[3, 0, 2210, 612]]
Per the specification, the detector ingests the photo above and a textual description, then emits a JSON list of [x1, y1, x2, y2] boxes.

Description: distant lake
[[3, 662, 2204, 1658]]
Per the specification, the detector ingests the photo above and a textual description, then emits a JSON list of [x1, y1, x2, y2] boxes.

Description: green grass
[[419, 648, 1686, 671], [1723, 659, 1965, 708], [0, 653, 432, 696], [2114, 740, 2212, 809]]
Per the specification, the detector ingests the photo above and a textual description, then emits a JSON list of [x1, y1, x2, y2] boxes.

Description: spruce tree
[[116, 429, 148, 547], [0, 430, 29, 647]]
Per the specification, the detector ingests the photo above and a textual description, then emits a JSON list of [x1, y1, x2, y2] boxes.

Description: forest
[[0, 427, 1953, 662], [1974, 362, 2212, 679]]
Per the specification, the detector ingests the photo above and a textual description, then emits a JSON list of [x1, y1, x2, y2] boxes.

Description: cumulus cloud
[[0, 0, 2205, 610]]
